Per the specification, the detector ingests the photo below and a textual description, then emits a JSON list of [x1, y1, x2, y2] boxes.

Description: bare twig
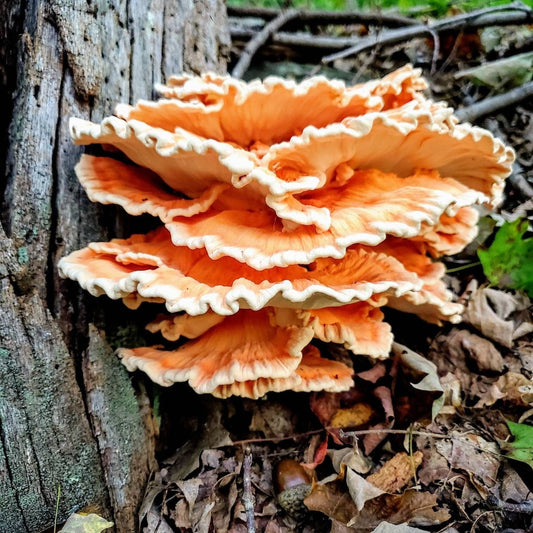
[[487, 495, 533, 514], [232, 428, 325, 446], [242, 447, 256, 533], [428, 27, 440, 75], [437, 29, 465, 75], [340, 428, 449, 439], [233, 427, 447, 446], [231, 5, 533, 55], [232, 8, 300, 79], [322, 3, 533, 63], [231, 27, 362, 49], [227, 5, 417, 28], [455, 81, 533, 122]]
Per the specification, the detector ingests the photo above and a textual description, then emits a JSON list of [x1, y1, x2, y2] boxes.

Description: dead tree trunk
[[0, 1, 230, 531]]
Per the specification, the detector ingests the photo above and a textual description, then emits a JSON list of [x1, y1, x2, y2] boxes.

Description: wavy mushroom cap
[[57, 227, 421, 316], [210, 345, 355, 399], [370, 239, 464, 324], [115, 65, 426, 147], [149, 301, 392, 359], [121, 308, 360, 398], [119, 309, 314, 393], [60, 66, 514, 398], [164, 168, 483, 269], [70, 99, 513, 233]]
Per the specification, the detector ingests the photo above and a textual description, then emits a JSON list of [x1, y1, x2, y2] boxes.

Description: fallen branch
[[487, 495, 533, 514], [231, 26, 363, 50], [242, 447, 256, 533], [232, 8, 300, 78], [322, 2, 533, 63], [455, 81, 533, 122], [227, 5, 416, 28]]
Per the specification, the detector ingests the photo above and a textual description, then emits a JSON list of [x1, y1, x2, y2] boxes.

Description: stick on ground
[[242, 447, 256, 533], [232, 8, 300, 79], [228, 5, 416, 28], [322, 2, 533, 63], [455, 81, 533, 122]]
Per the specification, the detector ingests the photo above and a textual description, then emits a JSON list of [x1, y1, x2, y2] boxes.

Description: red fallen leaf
[[363, 386, 396, 454], [356, 362, 389, 384], [310, 392, 345, 444], [310, 391, 341, 426], [312, 436, 329, 468]]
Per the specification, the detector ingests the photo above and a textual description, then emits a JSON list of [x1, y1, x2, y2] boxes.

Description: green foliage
[[478, 218, 533, 296], [455, 51, 533, 89], [502, 421, 533, 468]]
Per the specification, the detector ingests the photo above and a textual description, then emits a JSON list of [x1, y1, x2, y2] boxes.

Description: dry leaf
[[428, 329, 515, 408], [371, 522, 427, 532], [393, 343, 444, 419], [310, 391, 342, 427], [60, 513, 113, 533], [264, 520, 291, 533], [304, 478, 358, 524], [329, 446, 373, 475], [346, 468, 385, 511], [435, 432, 500, 497], [357, 363, 389, 383], [331, 519, 357, 533], [143, 509, 174, 533], [249, 401, 297, 438], [463, 283, 533, 348], [473, 383, 506, 408], [164, 401, 232, 481], [501, 464, 532, 502], [331, 403, 375, 428], [455, 52, 533, 88], [348, 490, 450, 530], [363, 421, 395, 455], [367, 452, 423, 493], [518, 340, 533, 372], [303, 434, 329, 468], [439, 372, 462, 409], [172, 499, 192, 528], [494, 372, 533, 406], [196, 501, 215, 533], [451, 329, 504, 373], [176, 478, 202, 519], [364, 386, 396, 454]]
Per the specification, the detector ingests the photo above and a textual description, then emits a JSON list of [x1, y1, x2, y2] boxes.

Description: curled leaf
[[393, 343, 444, 419]]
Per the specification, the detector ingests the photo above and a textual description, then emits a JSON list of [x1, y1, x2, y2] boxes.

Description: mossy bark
[[0, 1, 230, 531]]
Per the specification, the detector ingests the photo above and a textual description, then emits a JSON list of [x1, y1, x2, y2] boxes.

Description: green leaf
[[478, 218, 533, 296], [455, 52, 533, 89], [60, 513, 113, 533], [502, 421, 533, 468]]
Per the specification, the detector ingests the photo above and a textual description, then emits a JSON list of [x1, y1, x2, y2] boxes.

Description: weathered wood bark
[[0, 1, 230, 531]]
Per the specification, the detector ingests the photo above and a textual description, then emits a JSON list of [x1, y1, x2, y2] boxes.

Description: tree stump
[[0, 1, 230, 531]]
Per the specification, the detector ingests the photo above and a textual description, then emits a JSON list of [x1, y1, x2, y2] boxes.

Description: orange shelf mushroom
[[59, 66, 514, 398]]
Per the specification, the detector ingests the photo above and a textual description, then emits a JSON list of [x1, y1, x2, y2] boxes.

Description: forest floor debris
[[132, 4, 533, 532]]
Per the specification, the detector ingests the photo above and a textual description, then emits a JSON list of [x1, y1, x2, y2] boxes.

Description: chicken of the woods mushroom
[[59, 66, 514, 399]]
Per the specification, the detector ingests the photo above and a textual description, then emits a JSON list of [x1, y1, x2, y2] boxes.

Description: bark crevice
[[0, 1, 229, 530]]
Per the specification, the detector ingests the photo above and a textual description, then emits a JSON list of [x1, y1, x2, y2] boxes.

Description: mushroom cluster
[[59, 66, 514, 398]]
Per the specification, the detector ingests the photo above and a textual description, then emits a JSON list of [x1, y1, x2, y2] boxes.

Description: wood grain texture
[[0, 0, 230, 530]]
